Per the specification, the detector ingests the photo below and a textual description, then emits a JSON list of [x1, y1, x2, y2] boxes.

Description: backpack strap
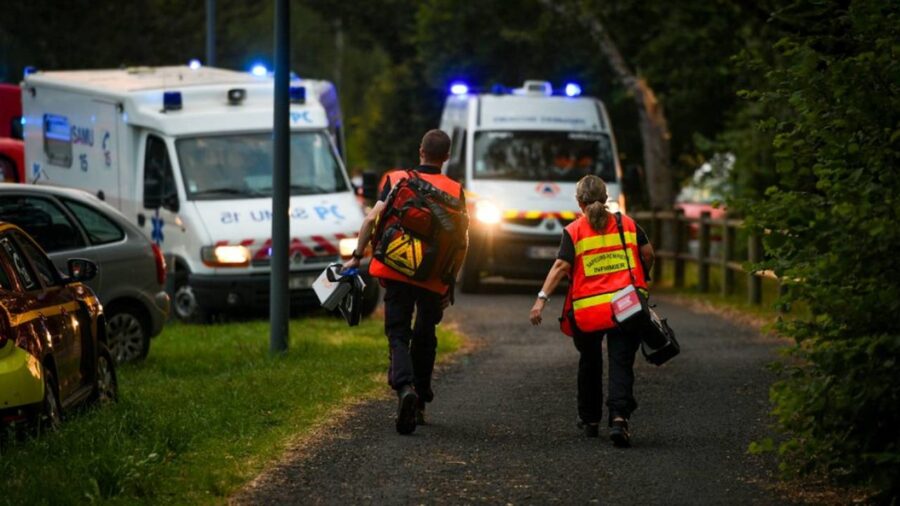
[[615, 212, 638, 286]]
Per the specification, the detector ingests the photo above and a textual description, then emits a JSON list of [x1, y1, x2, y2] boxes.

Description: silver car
[[0, 184, 170, 362]]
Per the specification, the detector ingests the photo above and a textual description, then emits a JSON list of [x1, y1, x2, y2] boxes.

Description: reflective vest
[[560, 213, 648, 336], [369, 170, 464, 294]]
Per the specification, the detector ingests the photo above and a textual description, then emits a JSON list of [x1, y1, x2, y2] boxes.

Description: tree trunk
[[539, 0, 674, 210]]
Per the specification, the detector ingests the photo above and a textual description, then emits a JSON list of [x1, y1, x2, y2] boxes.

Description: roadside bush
[[738, 0, 900, 499]]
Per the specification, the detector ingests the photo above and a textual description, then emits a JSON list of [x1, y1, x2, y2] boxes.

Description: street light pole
[[269, 0, 290, 354], [205, 0, 216, 67]]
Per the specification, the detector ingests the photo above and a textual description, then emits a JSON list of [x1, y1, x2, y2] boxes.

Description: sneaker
[[395, 385, 418, 435], [609, 418, 631, 448], [577, 420, 600, 438], [415, 399, 426, 426]]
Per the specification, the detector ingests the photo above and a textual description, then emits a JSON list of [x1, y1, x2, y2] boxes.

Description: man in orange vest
[[529, 175, 654, 447], [343, 129, 465, 435]]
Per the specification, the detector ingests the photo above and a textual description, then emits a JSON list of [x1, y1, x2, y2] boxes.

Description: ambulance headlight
[[339, 238, 358, 258], [201, 245, 251, 267], [606, 200, 620, 214], [475, 201, 502, 225]]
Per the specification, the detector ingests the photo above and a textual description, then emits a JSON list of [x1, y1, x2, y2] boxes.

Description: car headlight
[[339, 237, 359, 258], [201, 245, 251, 267], [606, 200, 620, 214], [475, 200, 502, 224]]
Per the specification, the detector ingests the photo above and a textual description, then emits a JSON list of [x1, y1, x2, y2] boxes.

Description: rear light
[[151, 243, 167, 285]]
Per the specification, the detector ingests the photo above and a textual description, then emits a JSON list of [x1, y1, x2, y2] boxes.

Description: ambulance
[[438, 80, 625, 291], [21, 65, 377, 320]]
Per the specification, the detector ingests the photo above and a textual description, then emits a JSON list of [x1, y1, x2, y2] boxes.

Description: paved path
[[236, 288, 790, 505]]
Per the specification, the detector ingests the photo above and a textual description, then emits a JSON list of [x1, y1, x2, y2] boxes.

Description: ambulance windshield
[[473, 131, 616, 183], [176, 131, 348, 200]]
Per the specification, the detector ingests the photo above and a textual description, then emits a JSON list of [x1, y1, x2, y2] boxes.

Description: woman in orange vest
[[529, 175, 654, 447]]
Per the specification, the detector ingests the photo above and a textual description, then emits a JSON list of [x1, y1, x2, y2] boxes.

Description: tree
[[538, 0, 673, 209]]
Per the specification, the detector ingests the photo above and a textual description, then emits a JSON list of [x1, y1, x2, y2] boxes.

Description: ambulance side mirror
[[361, 171, 380, 202]]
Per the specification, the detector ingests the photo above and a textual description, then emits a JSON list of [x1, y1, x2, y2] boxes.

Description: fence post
[[650, 208, 662, 283], [747, 233, 762, 305], [721, 220, 734, 296], [698, 211, 711, 293], [674, 208, 686, 288]]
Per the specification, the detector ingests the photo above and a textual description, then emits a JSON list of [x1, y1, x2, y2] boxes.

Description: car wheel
[[106, 303, 150, 363], [460, 256, 481, 294], [0, 157, 17, 183], [173, 272, 209, 323], [91, 343, 118, 404], [37, 367, 62, 434]]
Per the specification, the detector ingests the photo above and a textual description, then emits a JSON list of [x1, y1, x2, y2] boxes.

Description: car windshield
[[176, 131, 349, 200], [473, 130, 616, 183]]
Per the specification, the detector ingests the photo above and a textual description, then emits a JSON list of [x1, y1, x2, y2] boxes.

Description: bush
[[739, 0, 900, 499]]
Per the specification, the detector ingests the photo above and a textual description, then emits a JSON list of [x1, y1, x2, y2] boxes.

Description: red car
[[0, 84, 24, 183]]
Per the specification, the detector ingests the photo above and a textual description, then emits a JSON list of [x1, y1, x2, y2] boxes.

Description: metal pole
[[206, 0, 216, 67], [270, 0, 290, 354]]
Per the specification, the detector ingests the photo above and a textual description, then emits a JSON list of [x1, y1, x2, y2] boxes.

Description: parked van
[[438, 80, 625, 291], [22, 65, 376, 320]]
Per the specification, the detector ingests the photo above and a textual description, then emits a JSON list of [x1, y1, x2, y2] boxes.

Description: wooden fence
[[631, 209, 777, 306]]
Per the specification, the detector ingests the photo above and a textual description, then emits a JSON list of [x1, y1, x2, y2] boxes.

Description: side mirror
[[361, 171, 381, 202], [67, 258, 98, 282], [163, 192, 180, 213]]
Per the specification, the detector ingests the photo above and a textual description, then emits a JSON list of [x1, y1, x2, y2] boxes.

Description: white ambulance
[[439, 80, 625, 291], [21, 65, 376, 320]]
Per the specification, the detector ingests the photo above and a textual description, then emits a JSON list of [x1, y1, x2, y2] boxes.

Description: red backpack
[[372, 171, 468, 285]]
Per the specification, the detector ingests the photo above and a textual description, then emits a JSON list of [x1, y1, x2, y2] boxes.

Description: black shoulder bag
[[612, 212, 680, 366]]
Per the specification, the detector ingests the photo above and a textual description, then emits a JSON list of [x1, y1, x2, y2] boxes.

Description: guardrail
[[632, 209, 777, 306]]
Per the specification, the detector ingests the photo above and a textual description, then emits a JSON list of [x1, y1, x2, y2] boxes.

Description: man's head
[[419, 129, 451, 166]]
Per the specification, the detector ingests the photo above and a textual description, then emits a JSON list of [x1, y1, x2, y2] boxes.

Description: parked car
[[0, 184, 169, 363], [0, 222, 116, 431]]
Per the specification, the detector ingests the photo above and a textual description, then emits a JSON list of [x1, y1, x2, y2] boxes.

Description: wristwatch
[[351, 249, 363, 260], [537, 290, 550, 302]]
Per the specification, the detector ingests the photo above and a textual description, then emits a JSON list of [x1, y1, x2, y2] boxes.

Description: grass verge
[[0, 315, 462, 505]]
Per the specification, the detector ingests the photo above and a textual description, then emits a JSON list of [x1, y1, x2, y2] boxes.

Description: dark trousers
[[572, 328, 641, 425], [383, 280, 443, 401]]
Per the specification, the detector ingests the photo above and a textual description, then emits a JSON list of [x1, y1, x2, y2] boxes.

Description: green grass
[[0, 315, 462, 505]]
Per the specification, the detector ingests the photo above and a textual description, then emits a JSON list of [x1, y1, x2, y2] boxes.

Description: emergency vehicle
[[21, 65, 376, 320], [438, 80, 625, 291]]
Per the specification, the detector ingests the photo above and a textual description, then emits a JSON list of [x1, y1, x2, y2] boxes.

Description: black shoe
[[578, 420, 600, 438], [610, 418, 631, 448], [395, 386, 418, 435], [415, 398, 427, 426]]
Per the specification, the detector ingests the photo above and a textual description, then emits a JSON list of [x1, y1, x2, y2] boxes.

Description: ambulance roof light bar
[[450, 82, 469, 95], [564, 82, 582, 97], [163, 91, 183, 111]]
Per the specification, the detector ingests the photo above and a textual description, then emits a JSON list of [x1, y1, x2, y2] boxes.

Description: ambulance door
[[137, 132, 182, 251], [92, 101, 121, 208]]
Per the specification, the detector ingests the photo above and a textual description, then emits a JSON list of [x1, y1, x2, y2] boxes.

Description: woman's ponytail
[[575, 175, 610, 232]]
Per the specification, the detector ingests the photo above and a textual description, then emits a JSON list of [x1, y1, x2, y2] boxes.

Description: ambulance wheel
[[360, 279, 380, 317], [460, 258, 481, 294], [173, 272, 209, 323]]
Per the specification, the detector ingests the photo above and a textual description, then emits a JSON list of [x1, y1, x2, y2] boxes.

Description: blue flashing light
[[289, 85, 306, 103], [250, 63, 268, 77], [450, 82, 469, 95], [564, 82, 583, 97], [163, 91, 183, 111], [19, 117, 25, 126], [23, 66, 37, 78], [188, 59, 202, 70]]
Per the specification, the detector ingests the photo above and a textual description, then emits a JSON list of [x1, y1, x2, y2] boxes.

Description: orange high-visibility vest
[[560, 213, 648, 336], [368, 170, 464, 295]]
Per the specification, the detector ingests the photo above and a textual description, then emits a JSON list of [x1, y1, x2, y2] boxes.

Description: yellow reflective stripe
[[574, 232, 637, 255], [559, 211, 577, 220], [573, 292, 616, 310], [524, 210, 543, 219], [582, 249, 636, 276], [502, 210, 519, 219], [8, 301, 81, 328]]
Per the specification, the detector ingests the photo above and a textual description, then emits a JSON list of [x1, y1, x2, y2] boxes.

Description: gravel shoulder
[[233, 288, 791, 505]]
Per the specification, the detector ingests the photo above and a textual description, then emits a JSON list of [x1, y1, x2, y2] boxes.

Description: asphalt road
[[235, 286, 790, 505]]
